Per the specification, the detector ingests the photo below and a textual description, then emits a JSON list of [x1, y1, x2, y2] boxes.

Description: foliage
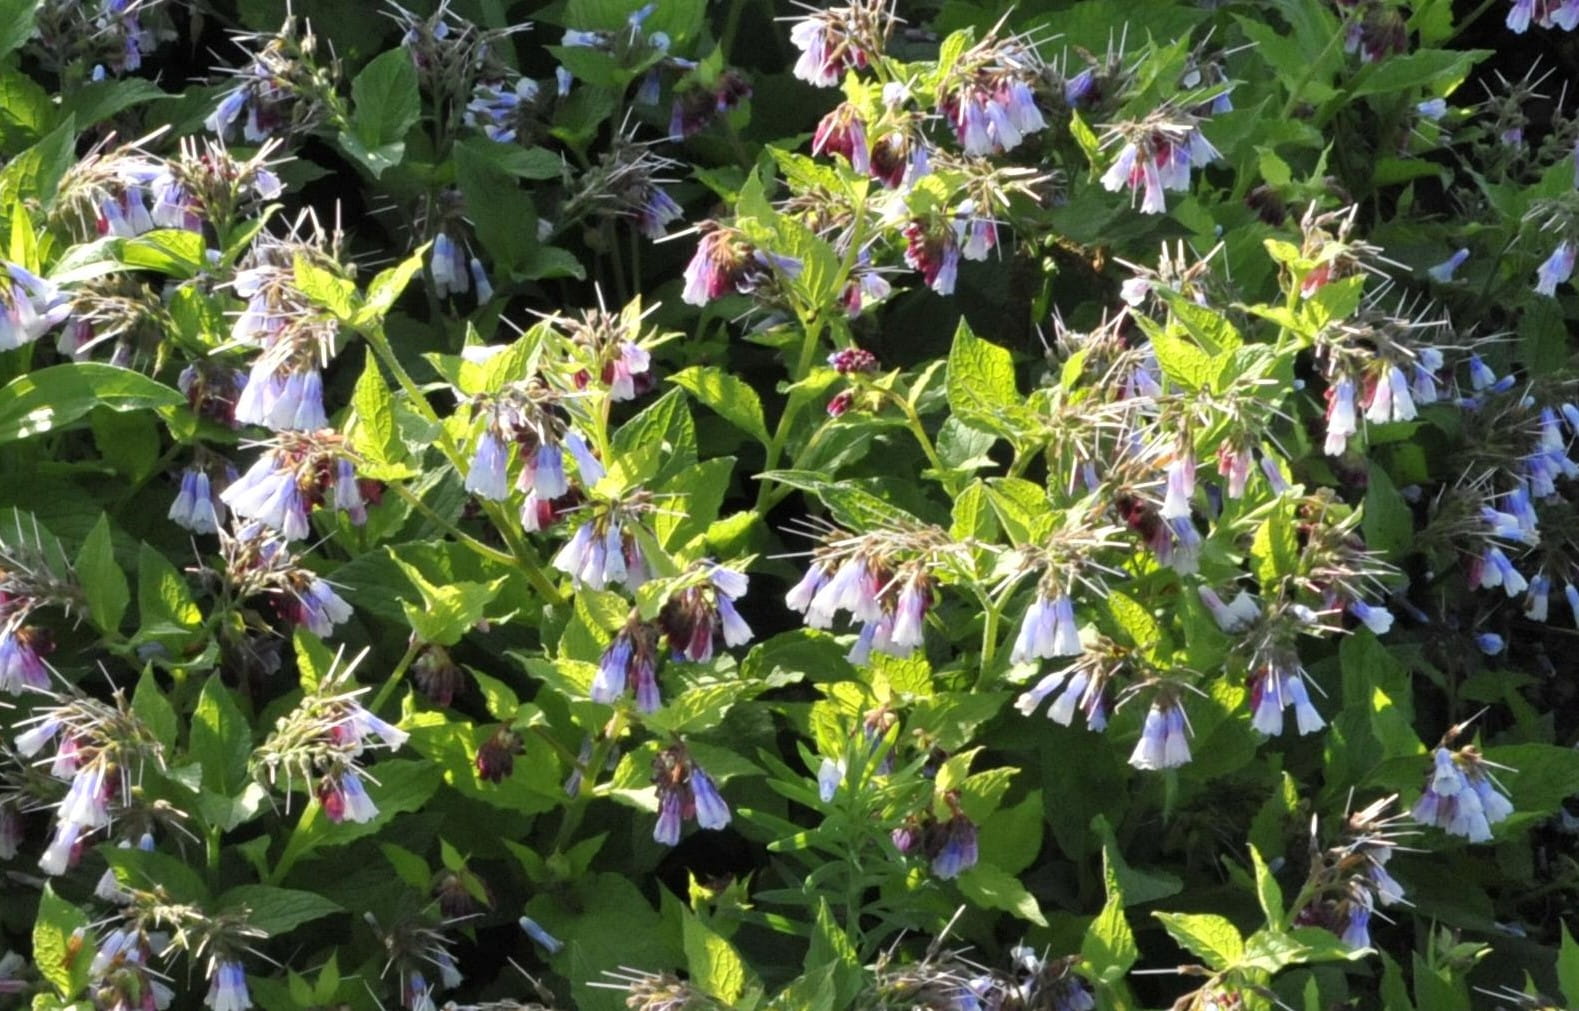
[[0, 1, 1576, 1011]]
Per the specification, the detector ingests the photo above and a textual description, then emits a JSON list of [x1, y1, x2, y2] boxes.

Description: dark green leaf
[[0, 363, 184, 444]]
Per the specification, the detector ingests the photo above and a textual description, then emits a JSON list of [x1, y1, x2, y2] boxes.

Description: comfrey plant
[[1, 1, 1578, 1011]]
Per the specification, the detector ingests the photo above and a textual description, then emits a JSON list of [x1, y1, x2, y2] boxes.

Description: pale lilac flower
[[1535, 240, 1576, 296], [465, 431, 510, 501], [206, 960, 252, 1011], [1427, 248, 1468, 282], [1129, 700, 1190, 770]]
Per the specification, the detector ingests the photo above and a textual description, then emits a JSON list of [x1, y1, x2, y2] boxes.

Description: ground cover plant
[[0, 0, 1578, 1008]]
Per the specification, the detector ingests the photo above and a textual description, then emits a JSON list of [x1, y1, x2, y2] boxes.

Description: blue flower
[[169, 467, 225, 535], [519, 916, 563, 955], [1426, 246, 1468, 282], [690, 768, 730, 830], [465, 431, 511, 501], [205, 960, 251, 1011], [929, 814, 978, 879], [1536, 240, 1576, 296]]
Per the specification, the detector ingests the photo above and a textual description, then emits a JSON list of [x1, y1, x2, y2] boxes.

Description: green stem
[[1444, 0, 1501, 45], [974, 591, 1004, 690], [890, 393, 952, 494], [392, 484, 515, 567], [205, 824, 222, 889], [369, 638, 422, 713], [552, 711, 626, 853], [1279, 26, 1346, 121]]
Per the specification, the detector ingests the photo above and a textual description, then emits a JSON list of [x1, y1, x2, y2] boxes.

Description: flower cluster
[[251, 650, 407, 824], [1411, 745, 1515, 842], [218, 522, 355, 638], [651, 744, 731, 844], [681, 224, 803, 306], [220, 431, 369, 541], [14, 693, 166, 876], [1294, 795, 1411, 949]]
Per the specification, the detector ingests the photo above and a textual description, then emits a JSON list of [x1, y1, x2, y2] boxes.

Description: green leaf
[[945, 318, 1019, 437], [1250, 500, 1298, 588], [340, 49, 422, 177], [136, 542, 202, 640], [1081, 875, 1137, 985], [102, 845, 210, 901], [0, 364, 184, 444], [75, 514, 127, 634], [33, 883, 91, 999], [57, 78, 171, 129], [293, 256, 359, 320], [806, 900, 864, 1010], [1250, 845, 1286, 930], [274, 760, 443, 881], [191, 676, 251, 795], [683, 912, 749, 1004], [670, 365, 770, 446], [0, 115, 75, 208], [1558, 922, 1579, 1009], [1144, 325, 1216, 391], [389, 551, 505, 646], [956, 863, 1047, 926], [132, 667, 178, 750], [1349, 49, 1489, 98], [354, 247, 427, 327], [217, 885, 344, 937], [978, 790, 1043, 876], [349, 349, 403, 471], [114, 229, 209, 278], [1152, 912, 1244, 971], [455, 137, 540, 275]]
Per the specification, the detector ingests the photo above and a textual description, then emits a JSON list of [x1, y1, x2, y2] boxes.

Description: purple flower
[[1411, 747, 1512, 842], [654, 788, 683, 844], [1324, 377, 1358, 455], [929, 814, 978, 879], [1249, 658, 1324, 736], [690, 768, 731, 829], [290, 577, 354, 637], [465, 431, 510, 501], [206, 960, 251, 1011], [1535, 240, 1576, 296], [38, 820, 80, 876], [563, 430, 606, 487], [0, 625, 51, 694], [817, 757, 844, 802], [221, 454, 310, 540], [1198, 587, 1260, 633], [432, 233, 470, 298], [1348, 600, 1394, 635], [634, 186, 683, 240], [1475, 632, 1506, 655], [1525, 574, 1551, 621], [530, 442, 569, 499], [1427, 247, 1468, 282], [234, 362, 327, 432], [0, 264, 71, 350], [1507, 0, 1533, 32], [1010, 592, 1083, 664], [519, 916, 563, 955], [170, 467, 226, 534], [593, 621, 661, 712], [1129, 699, 1191, 770]]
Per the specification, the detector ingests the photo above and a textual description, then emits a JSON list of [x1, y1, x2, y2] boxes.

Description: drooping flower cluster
[[1411, 745, 1515, 842], [788, 1, 891, 88], [785, 523, 956, 663], [218, 521, 355, 638], [465, 380, 604, 530], [220, 431, 369, 541], [680, 223, 804, 306], [1126, 693, 1193, 770], [1294, 795, 1412, 949], [891, 791, 980, 880], [1100, 109, 1220, 214], [1312, 292, 1447, 457], [657, 562, 753, 664], [650, 744, 730, 845], [937, 37, 1049, 157], [14, 693, 166, 876], [251, 649, 407, 824], [868, 942, 1095, 1011], [206, 18, 334, 143]]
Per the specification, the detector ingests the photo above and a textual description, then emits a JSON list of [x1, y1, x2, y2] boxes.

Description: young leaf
[[340, 49, 422, 177]]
